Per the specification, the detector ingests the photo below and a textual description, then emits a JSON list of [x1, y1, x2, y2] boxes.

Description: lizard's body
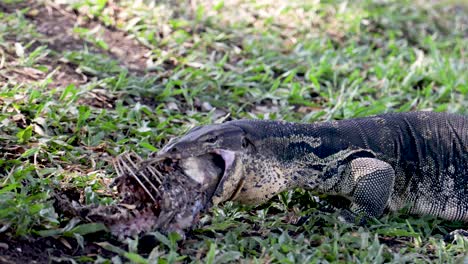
[[158, 112, 468, 222]]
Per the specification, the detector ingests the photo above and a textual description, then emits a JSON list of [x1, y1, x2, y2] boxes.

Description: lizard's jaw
[[213, 149, 236, 180], [177, 149, 236, 198]]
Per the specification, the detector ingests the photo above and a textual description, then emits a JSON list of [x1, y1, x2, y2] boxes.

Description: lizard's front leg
[[334, 158, 396, 223]]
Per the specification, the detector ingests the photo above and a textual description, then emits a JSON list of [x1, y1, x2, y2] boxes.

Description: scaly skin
[[157, 112, 468, 223]]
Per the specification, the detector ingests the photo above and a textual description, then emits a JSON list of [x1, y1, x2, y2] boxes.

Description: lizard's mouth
[[152, 149, 236, 186], [211, 149, 235, 181], [180, 149, 235, 196]]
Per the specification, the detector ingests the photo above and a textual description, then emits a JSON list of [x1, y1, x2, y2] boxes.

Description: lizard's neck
[[273, 148, 361, 195]]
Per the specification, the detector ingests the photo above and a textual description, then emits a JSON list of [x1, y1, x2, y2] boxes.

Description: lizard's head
[[158, 123, 249, 158], [157, 122, 254, 205]]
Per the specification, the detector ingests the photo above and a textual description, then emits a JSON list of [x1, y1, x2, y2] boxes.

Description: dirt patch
[[0, 232, 116, 264], [0, 235, 62, 264], [0, 0, 152, 89], [0, 41, 87, 88], [76, 88, 117, 109], [27, 2, 150, 74]]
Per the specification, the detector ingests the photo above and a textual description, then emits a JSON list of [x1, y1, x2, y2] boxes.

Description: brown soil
[[0, 235, 63, 264], [1, 235, 64, 264], [0, 0, 151, 90], [0, 45, 87, 89], [0, 232, 117, 264], [0, 186, 124, 264], [28, 2, 150, 74]]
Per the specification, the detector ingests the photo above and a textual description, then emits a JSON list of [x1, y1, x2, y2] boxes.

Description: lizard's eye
[[206, 136, 218, 143], [170, 147, 179, 153], [241, 137, 249, 149]]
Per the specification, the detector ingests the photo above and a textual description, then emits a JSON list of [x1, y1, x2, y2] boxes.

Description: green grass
[[0, 0, 467, 262]]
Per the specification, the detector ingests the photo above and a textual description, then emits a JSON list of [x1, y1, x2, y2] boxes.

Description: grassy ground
[[0, 0, 467, 263]]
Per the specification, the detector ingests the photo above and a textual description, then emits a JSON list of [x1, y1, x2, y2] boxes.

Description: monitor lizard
[[155, 111, 467, 233]]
